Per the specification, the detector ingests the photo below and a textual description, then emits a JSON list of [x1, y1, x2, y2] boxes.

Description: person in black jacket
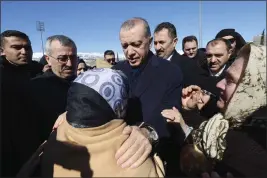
[[153, 22, 209, 89], [114, 18, 184, 176], [29, 35, 78, 143], [182, 35, 207, 68], [0, 30, 41, 176]]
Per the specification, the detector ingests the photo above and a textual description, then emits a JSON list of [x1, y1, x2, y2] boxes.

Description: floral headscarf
[[192, 43, 266, 161]]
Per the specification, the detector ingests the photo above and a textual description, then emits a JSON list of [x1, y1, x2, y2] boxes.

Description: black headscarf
[[215, 28, 246, 53]]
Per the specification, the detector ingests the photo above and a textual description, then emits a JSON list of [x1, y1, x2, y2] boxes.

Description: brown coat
[[41, 119, 164, 177]]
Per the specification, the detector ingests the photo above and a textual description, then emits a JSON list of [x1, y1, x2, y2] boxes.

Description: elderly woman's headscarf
[[66, 68, 128, 128], [192, 43, 266, 161]]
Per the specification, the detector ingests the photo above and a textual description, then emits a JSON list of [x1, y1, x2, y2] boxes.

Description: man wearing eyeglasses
[[104, 50, 117, 65], [29, 35, 78, 144]]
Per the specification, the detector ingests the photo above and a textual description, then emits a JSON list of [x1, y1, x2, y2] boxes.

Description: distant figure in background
[[182, 35, 198, 59], [77, 58, 88, 75], [215, 28, 246, 65], [182, 35, 206, 60], [104, 50, 117, 65]]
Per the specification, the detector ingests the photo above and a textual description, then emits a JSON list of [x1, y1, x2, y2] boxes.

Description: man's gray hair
[[45, 35, 77, 55], [120, 17, 151, 38]]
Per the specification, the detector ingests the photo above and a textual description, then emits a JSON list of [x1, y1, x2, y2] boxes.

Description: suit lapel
[[132, 54, 159, 97], [170, 50, 180, 63]]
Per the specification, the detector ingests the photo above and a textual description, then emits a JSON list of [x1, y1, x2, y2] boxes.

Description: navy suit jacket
[[113, 51, 183, 138]]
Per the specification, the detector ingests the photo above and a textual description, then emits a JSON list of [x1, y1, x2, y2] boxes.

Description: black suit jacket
[[29, 70, 73, 142], [170, 50, 210, 88], [113, 51, 183, 138]]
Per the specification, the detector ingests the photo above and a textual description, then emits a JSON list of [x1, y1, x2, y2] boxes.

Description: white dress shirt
[[209, 65, 226, 77]]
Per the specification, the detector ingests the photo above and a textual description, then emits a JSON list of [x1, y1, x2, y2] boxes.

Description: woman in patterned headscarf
[[162, 43, 267, 177], [40, 68, 164, 177]]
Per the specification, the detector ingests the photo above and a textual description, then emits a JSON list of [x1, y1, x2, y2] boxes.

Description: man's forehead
[[120, 25, 146, 39], [206, 42, 227, 52], [184, 41, 197, 48], [120, 34, 144, 44], [154, 29, 171, 39], [4, 36, 30, 45], [50, 41, 76, 53], [105, 54, 115, 58]]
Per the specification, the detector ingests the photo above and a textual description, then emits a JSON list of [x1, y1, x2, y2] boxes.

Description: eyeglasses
[[106, 58, 115, 64], [227, 38, 235, 44], [46, 54, 77, 64]]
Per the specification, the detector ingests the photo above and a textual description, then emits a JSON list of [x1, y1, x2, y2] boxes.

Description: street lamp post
[[36, 21, 45, 55], [199, 0, 202, 48]]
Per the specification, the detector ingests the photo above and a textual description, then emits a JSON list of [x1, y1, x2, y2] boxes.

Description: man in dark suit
[[153, 23, 219, 129], [29, 35, 78, 144], [113, 17, 184, 176], [0, 30, 43, 176], [153, 22, 209, 89]]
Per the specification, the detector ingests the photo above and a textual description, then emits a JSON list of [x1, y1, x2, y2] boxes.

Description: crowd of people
[[0, 17, 266, 178]]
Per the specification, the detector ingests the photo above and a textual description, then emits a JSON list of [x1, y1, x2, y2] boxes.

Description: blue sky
[[1, 1, 266, 54]]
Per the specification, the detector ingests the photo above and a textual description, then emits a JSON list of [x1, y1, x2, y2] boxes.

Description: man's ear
[[0, 47, 5, 56], [45, 55, 52, 66], [173, 37, 178, 47], [228, 48, 233, 58], [149, 36, 153, 49]]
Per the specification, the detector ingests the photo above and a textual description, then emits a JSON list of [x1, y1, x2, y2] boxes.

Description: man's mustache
[[156, 50, 164, 54], [63, 66, 74, 71]]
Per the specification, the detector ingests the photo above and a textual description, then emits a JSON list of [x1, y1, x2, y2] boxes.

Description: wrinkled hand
[[202, 172, 234, 178], [161, 107, 190, 135], [182, 85, 210, 110], [52, 112, 67, 130], [115, 126, 152, 169], [182, 85, 202, 110], [16, 141, 47, 177], [161, 106, 184, 124]]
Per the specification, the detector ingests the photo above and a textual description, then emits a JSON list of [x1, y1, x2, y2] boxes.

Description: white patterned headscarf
[[192, 43, 266, 161], [74, 68, 128, 119]]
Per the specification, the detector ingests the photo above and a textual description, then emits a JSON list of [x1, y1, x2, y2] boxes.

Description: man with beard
[[113, 17, 185, 176], [29, 35, 78, 143]]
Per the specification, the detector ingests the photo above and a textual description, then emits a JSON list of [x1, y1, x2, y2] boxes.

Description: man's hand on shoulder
[[115, 125, 152, 169]]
